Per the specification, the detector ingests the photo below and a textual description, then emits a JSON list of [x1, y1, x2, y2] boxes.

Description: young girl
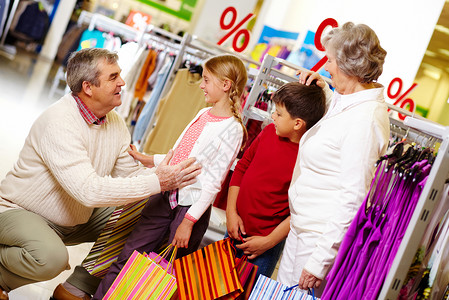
[[92, 54, 248, 299]]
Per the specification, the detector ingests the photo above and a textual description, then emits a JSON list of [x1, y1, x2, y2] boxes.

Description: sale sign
[[126, 11, 152, 31]]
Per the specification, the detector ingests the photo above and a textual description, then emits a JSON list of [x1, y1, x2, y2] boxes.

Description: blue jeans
[[225, 232, 285, 279]]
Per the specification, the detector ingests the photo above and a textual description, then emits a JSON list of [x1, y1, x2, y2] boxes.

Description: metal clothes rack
[[138, 33, 261, 150], [249, 54, 449, 300], [0, 0, 18, 59]]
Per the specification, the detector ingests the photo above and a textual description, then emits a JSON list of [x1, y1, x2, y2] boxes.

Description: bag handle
[[152, 244, 178, 273], [283, 285, 316, 300]]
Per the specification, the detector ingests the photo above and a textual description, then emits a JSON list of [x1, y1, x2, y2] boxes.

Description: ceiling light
[[425, 50, 437, 57], [435, 25, 449, 35], [438, 48, 449, 57], [423, 68, 441, 80]]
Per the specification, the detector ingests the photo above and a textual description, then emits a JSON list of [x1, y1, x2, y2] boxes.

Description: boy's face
[[271, 103, 300, 138]]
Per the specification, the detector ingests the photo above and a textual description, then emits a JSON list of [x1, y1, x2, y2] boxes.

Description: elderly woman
[[277, 22, 390, 295]]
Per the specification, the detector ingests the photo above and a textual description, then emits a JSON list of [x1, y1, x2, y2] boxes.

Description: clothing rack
[[249, 54, 449, 300], [77, 11, 142, 42], [0, 0, 19, 59], [138, 33, 261, 151], [379, 119, 449, 299]]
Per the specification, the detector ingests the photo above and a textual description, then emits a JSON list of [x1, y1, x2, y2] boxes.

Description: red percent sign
[[310, 18, 339, 72], [217, 6, 254, 53], [387, 77, 417, 121]]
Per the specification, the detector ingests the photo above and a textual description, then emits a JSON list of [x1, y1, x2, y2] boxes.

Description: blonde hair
[[204, 55, 248, 147], [322, 22, 387, 83]]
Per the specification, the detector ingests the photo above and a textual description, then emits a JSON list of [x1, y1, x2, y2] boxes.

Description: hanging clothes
[[142, 68, 209, 154], [322, 145, 434, 300], [131, 52, 174, 143], [133, 49, 158, 100], [399, 184, 449, 299]]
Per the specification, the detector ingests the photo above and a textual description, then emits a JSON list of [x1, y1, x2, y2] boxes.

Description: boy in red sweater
[[226, 81, 325, 278]]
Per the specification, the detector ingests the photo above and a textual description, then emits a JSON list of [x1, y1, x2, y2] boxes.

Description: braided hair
[[203, 55, 248, 148]]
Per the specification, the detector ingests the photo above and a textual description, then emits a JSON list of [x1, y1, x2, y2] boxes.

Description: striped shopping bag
[[82, 198, 148, 278], [103, 245, 178, 300], [174, 238, 243, 300], [248, 275, 318, 300]]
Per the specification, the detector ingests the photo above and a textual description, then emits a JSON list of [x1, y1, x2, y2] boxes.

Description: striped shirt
[[72, 94, 107, 125]]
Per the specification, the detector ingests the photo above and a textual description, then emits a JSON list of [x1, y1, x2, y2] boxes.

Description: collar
[[326, 86, 385, 118], [72, 94, 107, 125]]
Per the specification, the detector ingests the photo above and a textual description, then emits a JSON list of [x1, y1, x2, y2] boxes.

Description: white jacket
[[289, 86, 390, 279], [154, 108, 243, 220]]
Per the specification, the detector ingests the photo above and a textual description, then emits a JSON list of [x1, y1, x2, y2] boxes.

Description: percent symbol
[[387, 77, 417, 120], [311, 18, 339, 72], [217, 6, 254, 53]]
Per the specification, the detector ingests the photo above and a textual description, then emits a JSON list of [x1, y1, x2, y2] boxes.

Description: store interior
[[1, 0, 449, 299]]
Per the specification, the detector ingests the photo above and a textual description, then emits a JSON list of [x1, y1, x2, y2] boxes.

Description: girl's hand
[[226, 211, 246, 240], [236, 236, 272, 260], [298, 269, 322, 289], [172, 218, 194, 248], [296, 69, 326, 89], [128, 144, 155, 168]]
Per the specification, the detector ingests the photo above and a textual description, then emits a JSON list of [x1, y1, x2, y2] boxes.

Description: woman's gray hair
[[322, 22, 387, 83], [66, 48, 119, 94]]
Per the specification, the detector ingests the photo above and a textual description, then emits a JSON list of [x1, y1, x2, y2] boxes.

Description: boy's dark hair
[[272, 82, 326, 130]]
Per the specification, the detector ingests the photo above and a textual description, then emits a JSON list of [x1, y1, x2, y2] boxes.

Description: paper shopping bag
[[103, 245, 178, 300], [234, 257, 258, 300], [82, 198, 148, 278], [248, 275, 318, 300], [174, 238, 243, 300]]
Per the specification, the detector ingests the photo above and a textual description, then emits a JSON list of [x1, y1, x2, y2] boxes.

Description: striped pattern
[[82, 198, 148, 277], [103, 250, 177, 300], [174, 239, 243, 300], [249, 275, 318, 300]]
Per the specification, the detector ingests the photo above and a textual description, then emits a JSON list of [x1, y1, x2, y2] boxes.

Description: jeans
[[225, 232, 285, 279]]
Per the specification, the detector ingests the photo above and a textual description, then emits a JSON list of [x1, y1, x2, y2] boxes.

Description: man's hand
[[155, 150, 201, 191], [298, 269, 322, 289]]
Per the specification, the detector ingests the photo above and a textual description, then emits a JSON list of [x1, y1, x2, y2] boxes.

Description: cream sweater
[[0, 94, 160, 226]]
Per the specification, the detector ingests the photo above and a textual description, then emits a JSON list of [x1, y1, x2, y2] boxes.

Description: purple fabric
[[322, 156, 431, 300]]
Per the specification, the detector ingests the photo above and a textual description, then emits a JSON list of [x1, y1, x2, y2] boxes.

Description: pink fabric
[[169, 110, 230, 166]]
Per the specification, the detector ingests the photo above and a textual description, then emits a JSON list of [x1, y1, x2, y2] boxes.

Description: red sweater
[[230, 123, 299, 237]]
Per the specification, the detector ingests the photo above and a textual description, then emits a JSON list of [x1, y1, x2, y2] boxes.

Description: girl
[[92, 54, 248, 299]]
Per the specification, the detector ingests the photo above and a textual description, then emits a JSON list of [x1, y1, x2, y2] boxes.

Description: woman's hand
[[296, 69, 326, 89], [128, 144, 155, 168], [172, 218, 194, 248], [298, 269, 322, 289]]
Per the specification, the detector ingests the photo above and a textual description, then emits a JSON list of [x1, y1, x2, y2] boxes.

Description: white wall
[[250, 0, 445, 90], [191, 0, 259, 49]]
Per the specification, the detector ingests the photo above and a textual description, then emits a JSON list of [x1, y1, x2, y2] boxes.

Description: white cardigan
[[154, 108, 243, 220], [289, 86, 390, 279]]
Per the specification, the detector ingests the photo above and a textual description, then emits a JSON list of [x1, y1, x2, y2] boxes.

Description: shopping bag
[[233, 257, 258, 300], [174, 238, 243, 300], [103, 245, 178, 300], [248, 275, 319, 300], [82, 198, 148, 278]]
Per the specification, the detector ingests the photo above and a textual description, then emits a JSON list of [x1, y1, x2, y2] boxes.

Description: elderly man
[[0, 48, 201, 300]]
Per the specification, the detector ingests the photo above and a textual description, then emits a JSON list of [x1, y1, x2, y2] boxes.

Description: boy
[[226, 81, 326, 278]]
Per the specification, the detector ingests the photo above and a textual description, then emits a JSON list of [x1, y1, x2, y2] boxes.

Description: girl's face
[[200, 68, 229, 104]]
